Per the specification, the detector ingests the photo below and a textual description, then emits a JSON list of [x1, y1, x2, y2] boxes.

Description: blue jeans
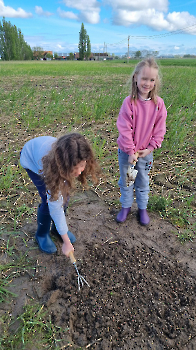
[[118, 149, 153, 209], [25, 169, 69, 215], [25, 169, 49, 214]]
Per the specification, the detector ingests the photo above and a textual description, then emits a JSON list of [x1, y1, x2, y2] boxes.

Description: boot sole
[[116, 217, 126, 223], [140, 221, 150, 226]]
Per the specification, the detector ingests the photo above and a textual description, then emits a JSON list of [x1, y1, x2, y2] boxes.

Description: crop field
[[0, 59, 195, 233], [0, 59, 195, 349]]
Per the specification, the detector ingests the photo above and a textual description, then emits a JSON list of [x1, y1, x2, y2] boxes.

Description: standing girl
[[116, 57, 167, 225], [20, 133, 99, 256]]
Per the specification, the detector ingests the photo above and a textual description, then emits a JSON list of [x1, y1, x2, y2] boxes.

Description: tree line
[[0, 19, 91, 61], [0, 17, 33, 60]]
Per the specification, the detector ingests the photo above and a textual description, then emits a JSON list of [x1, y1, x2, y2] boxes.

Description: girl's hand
[[62, 241, 74, 257], [137, 149, 151, 158], [128, 153, 138, 164], [61, 232, 74, 257]]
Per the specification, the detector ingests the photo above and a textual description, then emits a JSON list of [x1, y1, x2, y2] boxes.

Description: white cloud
[[56, 0, 196, 34], [113, 8, 196, 34], [174, 46, 180, 49], [79, 10, 100, 24], [57, 8, 78, 20], [62, 0, 100, 12], [166, 11, 196, 33], [35, 6, 53, 17], [105, 0, 168, 12], [0, 0, 32, 18], [113, 9, 168, 29], [65, 11, 78, 20], [60, 0, 100, 24]]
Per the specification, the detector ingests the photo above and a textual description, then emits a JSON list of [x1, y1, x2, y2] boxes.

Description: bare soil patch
[[2, 190, 196, 349]]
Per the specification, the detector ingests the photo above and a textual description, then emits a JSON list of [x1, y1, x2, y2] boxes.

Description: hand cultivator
[[69, 251, 90, 291]]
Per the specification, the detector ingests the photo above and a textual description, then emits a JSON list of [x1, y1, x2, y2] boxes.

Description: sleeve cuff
[[148, 145, 154, 151]]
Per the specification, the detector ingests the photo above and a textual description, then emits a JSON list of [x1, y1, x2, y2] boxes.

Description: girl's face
[[135, 66, 157, 99], [72, 160, 86, 177]]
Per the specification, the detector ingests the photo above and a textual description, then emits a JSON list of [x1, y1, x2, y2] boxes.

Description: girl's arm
[[47, 194, 74, 256], [47, 194, 68, 232], [148, 100, 167, 151], [117, 97, 135, 155]]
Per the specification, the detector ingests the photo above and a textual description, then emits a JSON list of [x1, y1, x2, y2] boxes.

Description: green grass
[[0, 60, 195, 227], [0, 59, 132, 76], [0, 58, 195, 348], [159, 58, 196, 66], [148, 194, 193, 229], [0, 279, 17, 303], [0, 303, 68, 350]]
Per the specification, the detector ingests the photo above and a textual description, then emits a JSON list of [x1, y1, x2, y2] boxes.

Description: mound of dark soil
[[36, 241, 195, 349], [29, 192, 196, 349]]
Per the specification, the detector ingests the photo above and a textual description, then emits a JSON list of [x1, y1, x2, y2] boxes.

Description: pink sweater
[[117, 96, 167, 156]]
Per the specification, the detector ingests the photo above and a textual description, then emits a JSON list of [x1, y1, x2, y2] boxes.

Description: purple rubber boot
[[116, 207, 131, 223], [138, 209, 150, 226]]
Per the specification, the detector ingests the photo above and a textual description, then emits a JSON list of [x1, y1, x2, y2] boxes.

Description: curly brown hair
[[41, 133, 100, 202], [130, 57, 161, 105]]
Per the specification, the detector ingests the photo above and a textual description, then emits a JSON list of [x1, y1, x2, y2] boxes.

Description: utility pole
[[127, 35, 130, 64]]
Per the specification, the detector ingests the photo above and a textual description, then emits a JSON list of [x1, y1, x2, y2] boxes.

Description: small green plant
[[148, 193, 192, 229], [0, 232, 36, 279], [0, 279, 17, 303], [0, 303, 68, 350], [92, 135, 107, 159], [148, 194, 167, 214], [176, 228, 195, 243], [14, 204, 34, 221], [0, 165, 15, 192]]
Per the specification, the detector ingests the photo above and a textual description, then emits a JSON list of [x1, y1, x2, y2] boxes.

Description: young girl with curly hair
[[116, 57, 167, 225], [20, 133, 99, 257]]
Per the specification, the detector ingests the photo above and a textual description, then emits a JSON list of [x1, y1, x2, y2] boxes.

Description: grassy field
[[0, 59, 195, 349]]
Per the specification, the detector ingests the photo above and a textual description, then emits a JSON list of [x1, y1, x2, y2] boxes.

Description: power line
[[129, 24, 196, 39], [106, 22, 196, 47], [106, 37, 128, 46]]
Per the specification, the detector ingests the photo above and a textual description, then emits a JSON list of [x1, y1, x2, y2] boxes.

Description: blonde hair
[[131, 57, 161, 104]]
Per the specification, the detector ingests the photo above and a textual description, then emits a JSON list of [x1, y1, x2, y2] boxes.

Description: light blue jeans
[[118, 148, 153, 209]]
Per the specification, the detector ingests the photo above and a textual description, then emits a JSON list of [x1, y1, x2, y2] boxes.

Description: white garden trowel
[[126, 152, 139, 187]]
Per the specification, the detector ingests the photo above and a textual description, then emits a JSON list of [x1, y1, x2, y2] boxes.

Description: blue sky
[[1, 0, 196, 56]]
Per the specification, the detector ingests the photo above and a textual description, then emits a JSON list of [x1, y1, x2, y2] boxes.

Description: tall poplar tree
[[0, 17, 33, 60], [78, 23, 91, 60], [86, 35, 91, 60]]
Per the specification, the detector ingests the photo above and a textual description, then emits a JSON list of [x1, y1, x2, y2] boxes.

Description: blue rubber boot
[[35, 207, 57, 254], [51, 222, 76, 244]]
